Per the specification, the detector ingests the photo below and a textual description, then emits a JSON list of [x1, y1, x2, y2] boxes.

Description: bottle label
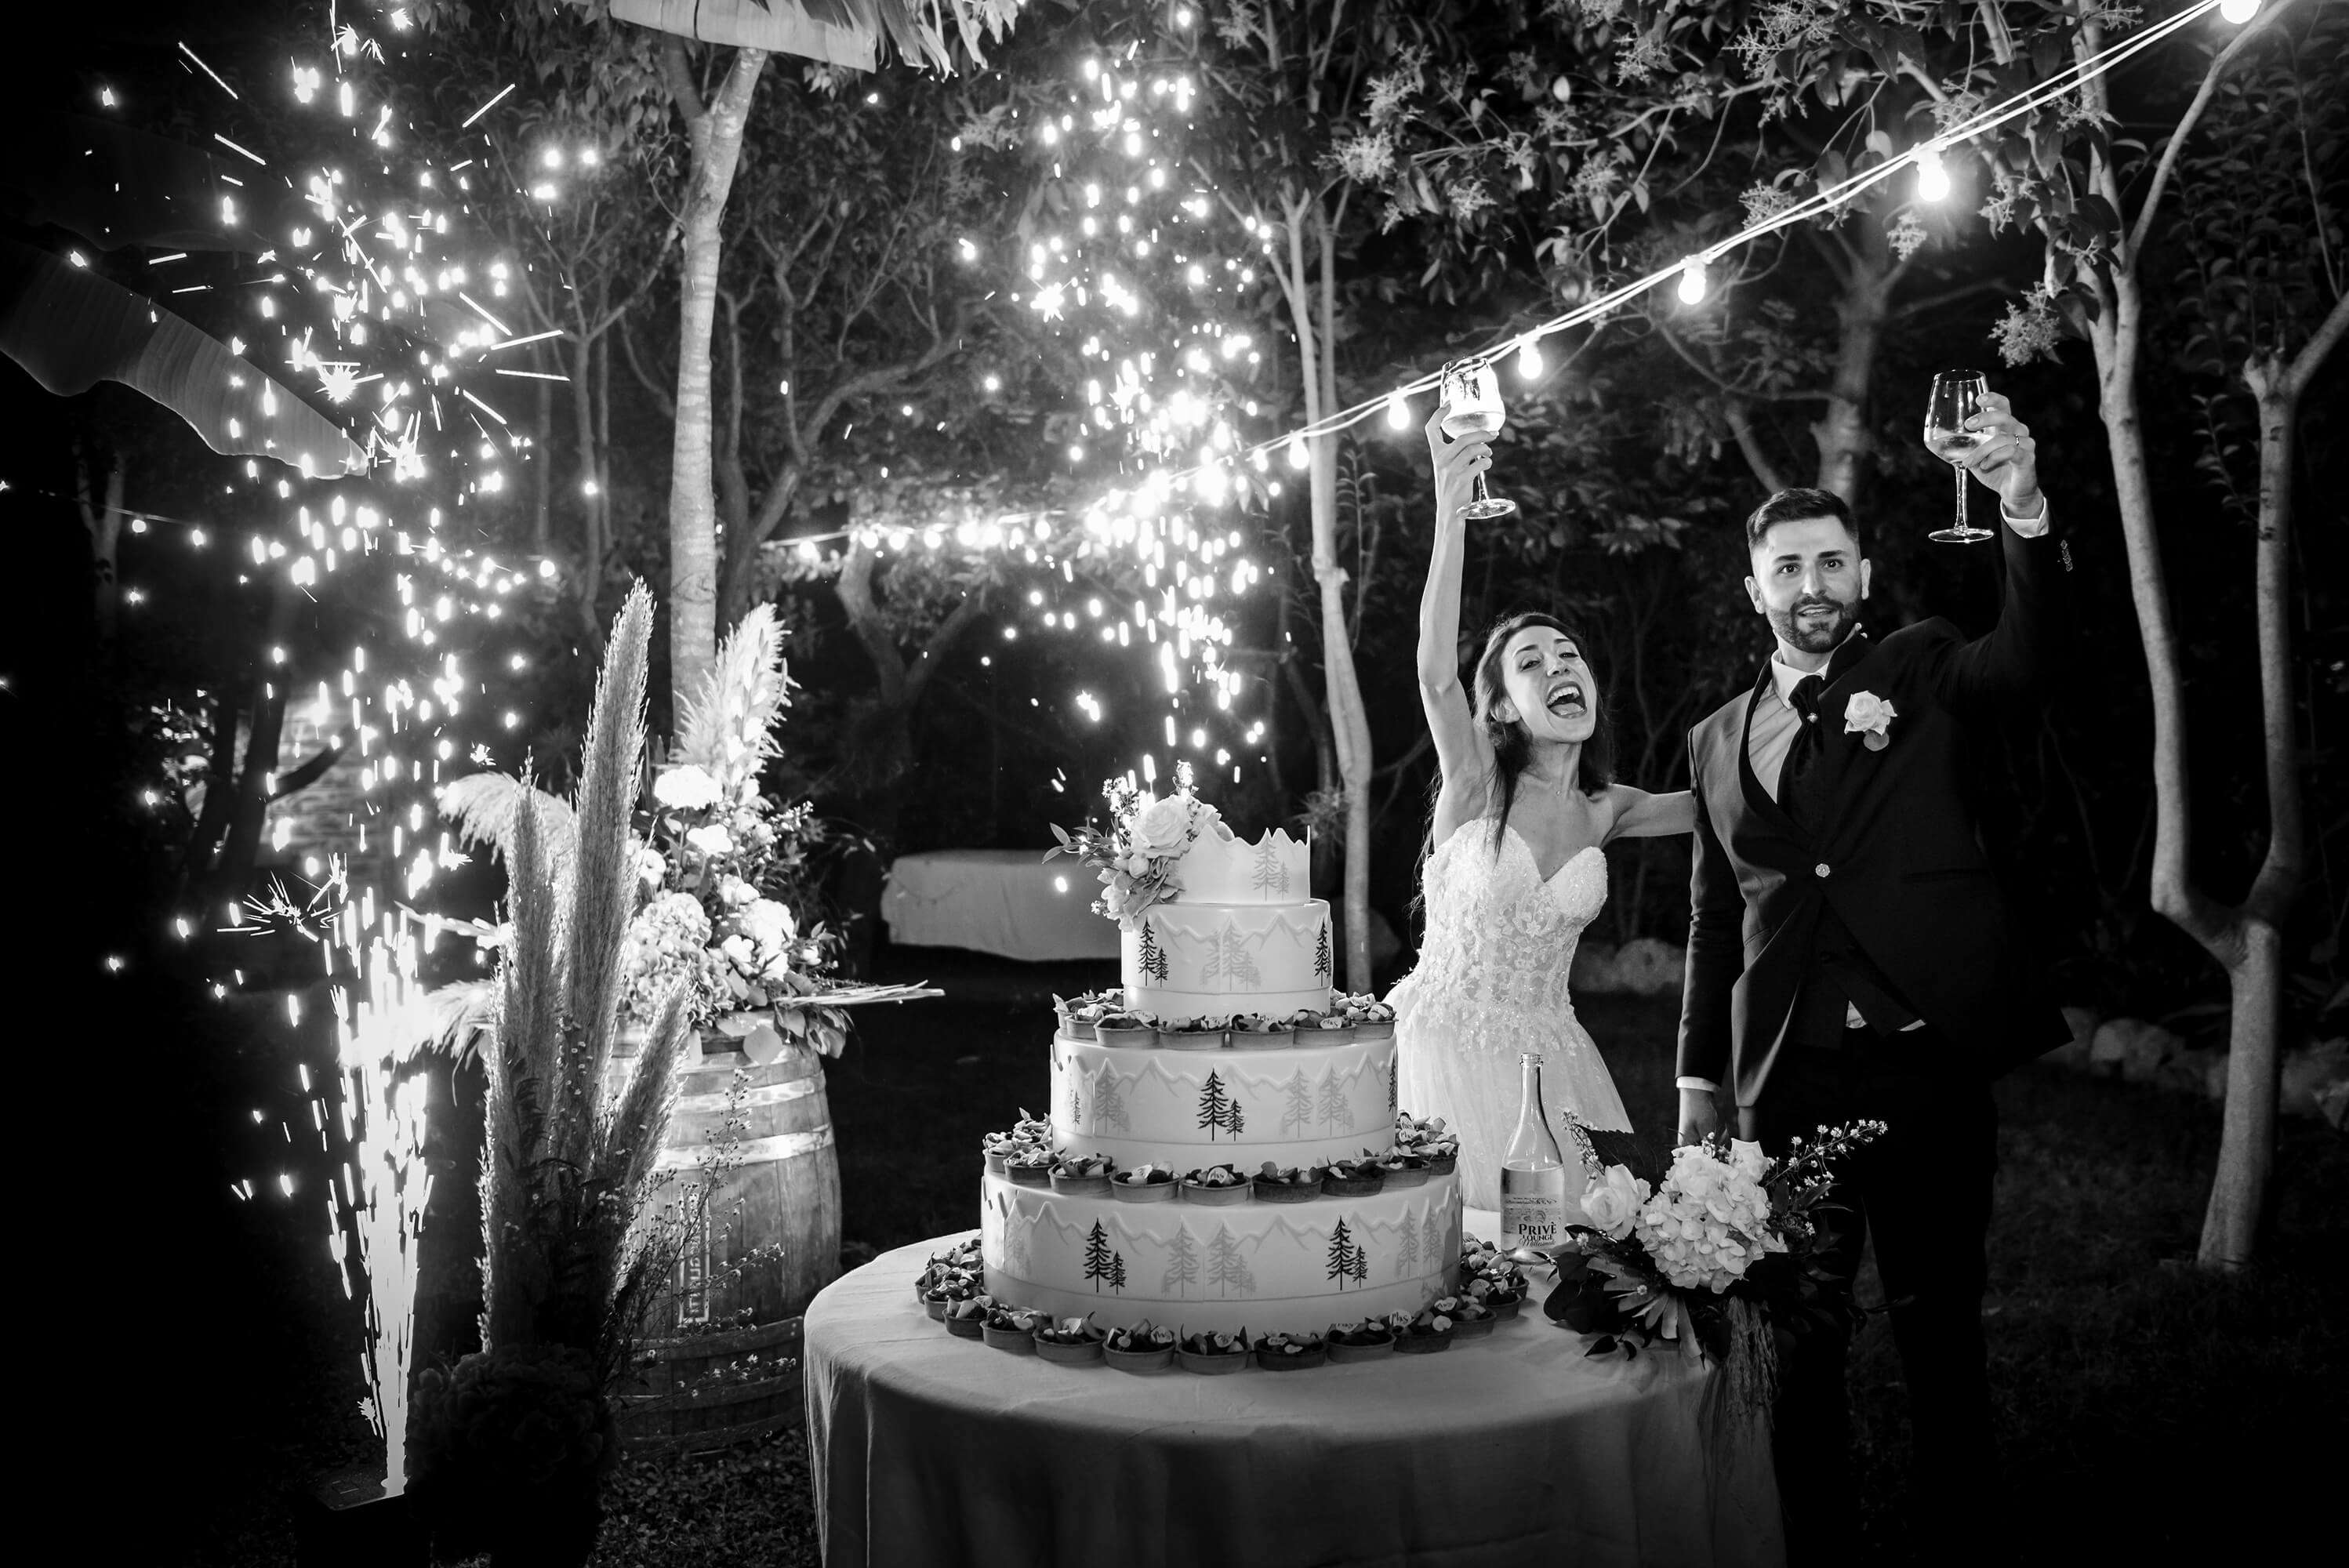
[[1502, 1185, 1566, 1252]]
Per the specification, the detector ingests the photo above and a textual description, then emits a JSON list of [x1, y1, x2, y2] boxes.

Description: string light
[[1385, 391, 1410, 430], [1915, 145, 1951, 202], [1676, 258, 1709, 305], [1515, 338, 1544, 379], [2219, 0, 2260, 20]]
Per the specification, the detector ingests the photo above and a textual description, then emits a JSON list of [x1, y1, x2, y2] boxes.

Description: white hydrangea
[[1632, 1142, 1785, 1294], [652, 764, 723, 811]]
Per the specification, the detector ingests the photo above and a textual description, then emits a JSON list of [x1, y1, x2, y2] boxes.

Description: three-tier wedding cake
[[978, 791, 1464, 1336]]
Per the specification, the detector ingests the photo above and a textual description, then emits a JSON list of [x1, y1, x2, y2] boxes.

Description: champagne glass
[[1922, 369, 1993, 544], [1438, 360, 1518, 521]]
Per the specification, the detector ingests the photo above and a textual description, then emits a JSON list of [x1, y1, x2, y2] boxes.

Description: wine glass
[[1438, 360, 1518, 521], [1922, 369, 1993, 544]]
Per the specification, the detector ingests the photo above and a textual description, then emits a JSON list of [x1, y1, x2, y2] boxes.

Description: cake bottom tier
[[979, 1171, 1462, 1338]]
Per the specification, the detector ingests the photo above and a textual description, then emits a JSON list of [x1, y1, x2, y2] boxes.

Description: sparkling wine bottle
[[1501, 1053, 1568, 1261]]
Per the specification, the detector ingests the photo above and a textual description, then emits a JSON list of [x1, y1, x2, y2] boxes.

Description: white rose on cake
[[1134, 795, 1193, 853]]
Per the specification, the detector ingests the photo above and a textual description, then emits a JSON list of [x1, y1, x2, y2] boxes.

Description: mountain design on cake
[[978, 772, 1467, 1338]]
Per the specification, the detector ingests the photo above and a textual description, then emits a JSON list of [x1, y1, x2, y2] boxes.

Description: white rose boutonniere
[[1843, 691, 1897, 752]]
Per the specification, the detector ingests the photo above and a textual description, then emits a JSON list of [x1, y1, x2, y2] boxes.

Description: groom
[[1675, 390, 2070, 1562]]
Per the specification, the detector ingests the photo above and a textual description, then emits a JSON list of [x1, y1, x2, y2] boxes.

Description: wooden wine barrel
[[612, 1316, 804, 1459], [606, 1028, 844, 1333]]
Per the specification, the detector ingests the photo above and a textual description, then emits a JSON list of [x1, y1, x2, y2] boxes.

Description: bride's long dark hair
[[1413, 612, 1615, 925]]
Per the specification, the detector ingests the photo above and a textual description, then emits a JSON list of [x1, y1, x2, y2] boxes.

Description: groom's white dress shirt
[[1676, 501, 2048, 1095]]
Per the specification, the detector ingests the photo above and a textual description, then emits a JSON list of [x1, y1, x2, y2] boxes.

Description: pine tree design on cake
[[1092, 1065, 1131, 1135], [1205, 1222, 1256, 1298], [1326, 1218, 1358, 1287], [1388, 1057, 1398, 1116], [1083, 1221, 1115, 1292], [1393, 1210, 1421, 1279], [1316, 1068, 1355, 1134], [1108, 1251, 1127, 1294], [1136, 917, 1170, 984], [1314, 923, 1333, 984], [1419, 1210, 1444, 1276], [1069, 1074, 1084, 1131], [1200, 924, 1259, 990], [1223, 1096, 1245, 1138], [1350, 1243, 1370, 1287], [1249, 840, 1291, 898], [1162, 1226, 1200, 1295], [1280, 1068, 1313, 1138], [1197, 1069, 1229, 1139]]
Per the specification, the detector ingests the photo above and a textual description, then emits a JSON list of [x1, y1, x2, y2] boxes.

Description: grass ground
[[190, 946, 2343, 1565]]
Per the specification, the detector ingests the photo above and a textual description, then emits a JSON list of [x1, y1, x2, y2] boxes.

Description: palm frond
[[559, 583, 655, 1156]]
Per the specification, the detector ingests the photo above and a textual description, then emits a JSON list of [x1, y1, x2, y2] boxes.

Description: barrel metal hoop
[[652, 1125, 836, 1172], [672, 1076, 821, 1116]]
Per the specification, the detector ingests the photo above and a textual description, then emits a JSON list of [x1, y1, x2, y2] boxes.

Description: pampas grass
[[673, 602, 790, 802], [438, 771, 579, 914], [471, 582, 710, 1386]]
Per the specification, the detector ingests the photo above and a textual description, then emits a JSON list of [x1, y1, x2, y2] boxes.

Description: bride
[[1389, 406, 1697, 1211]]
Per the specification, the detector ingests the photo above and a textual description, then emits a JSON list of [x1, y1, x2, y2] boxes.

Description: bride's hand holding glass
[[1425, 401, 1494, 526]]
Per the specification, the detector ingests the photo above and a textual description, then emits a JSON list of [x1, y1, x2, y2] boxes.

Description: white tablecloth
[[805, 1235, 1784, 1568], [881, 850, 1120, 962]]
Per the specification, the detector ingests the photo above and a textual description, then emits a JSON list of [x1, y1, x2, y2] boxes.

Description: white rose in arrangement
[[686, 823, 735, 858], [634, 848, 669, 888], [1581, 1163, 1649, 1241], [1123, 853, 1149, 876], [741, 897, 797, 949], [718, 934, 757, 974], [1134, 795, 1194, 852], [718, 875, 757, 907], [653, 764, 724, 811]]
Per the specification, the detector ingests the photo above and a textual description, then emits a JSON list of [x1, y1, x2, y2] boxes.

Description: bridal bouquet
[[1044, 760, 1220, 926], [1546, 1118, 1883, 1414]]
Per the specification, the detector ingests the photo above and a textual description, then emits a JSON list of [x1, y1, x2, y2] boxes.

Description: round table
[[804, 1235, 1783, 1568]]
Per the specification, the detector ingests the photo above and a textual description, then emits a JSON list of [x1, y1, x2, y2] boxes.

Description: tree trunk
[[1810, 231, 1897, 504], [1283, 203, 1375, 993], [663, 43, 768, 714], [570, 332, 602, 641], [76, 447, 125, 645], [532, 362, 553, 552], [2195, 299, 2342, 1266]]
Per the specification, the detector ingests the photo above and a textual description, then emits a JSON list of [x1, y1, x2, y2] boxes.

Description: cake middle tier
[[1051, 1033, 1398, 1170], [1122, 897, 1333, 1020]]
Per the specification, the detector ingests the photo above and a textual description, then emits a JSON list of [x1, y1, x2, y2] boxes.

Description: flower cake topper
[[1843, 690, 1897, 752], [1044, 760, 1222, 927]]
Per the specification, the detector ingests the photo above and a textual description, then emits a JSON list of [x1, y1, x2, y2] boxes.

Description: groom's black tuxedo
[[1677, 521, 2071, 1106], [1679, 517, 2070, 1563]]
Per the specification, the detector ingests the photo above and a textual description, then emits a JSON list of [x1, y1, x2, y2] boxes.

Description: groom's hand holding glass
[[1950, 388, 2045, 524]]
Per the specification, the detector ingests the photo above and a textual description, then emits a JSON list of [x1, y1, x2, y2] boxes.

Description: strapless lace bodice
[[1388, 824, 1628, 1209], [1410, 826, 1607, 1026]]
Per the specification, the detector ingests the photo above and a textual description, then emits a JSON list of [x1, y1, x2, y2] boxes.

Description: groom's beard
[[1770, 593, 1861, 655]]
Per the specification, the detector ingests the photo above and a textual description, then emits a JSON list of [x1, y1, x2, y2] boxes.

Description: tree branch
[[616, 310, 676, 421], [2126, 0, 2304, 263], [1723, 399, 1793, 493]]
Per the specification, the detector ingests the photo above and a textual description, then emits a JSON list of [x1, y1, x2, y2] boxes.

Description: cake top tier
[[1169, 820, 1308, 906], [1047, 762, 1309, 927]]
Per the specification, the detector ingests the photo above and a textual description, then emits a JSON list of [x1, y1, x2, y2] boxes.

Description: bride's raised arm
[[1419, 406, 1496, 846]]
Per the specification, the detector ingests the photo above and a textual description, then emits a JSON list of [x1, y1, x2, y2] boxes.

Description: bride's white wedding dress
[[1389, 823, 1632, 1211]]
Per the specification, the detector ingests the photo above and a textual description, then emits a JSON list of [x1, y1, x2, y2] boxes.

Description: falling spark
[[459, 83, 516, 128], [212, 132, 267, 166], [178, 42, 239, 99]]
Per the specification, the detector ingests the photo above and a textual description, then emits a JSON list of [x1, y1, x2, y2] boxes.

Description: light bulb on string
[[1287, 434, 1309, 470], [2219, 0, 2260, 21], [1914, 146, 1951, 202], [1676, 258, 1709, 305], [1385, 391, 1410, 430], [1516, 338, 1545, 379]]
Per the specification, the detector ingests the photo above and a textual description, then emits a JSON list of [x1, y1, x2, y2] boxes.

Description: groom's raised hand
[[1963, 390, 2046, 519], [1676, 1087, 1720, 1146]]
